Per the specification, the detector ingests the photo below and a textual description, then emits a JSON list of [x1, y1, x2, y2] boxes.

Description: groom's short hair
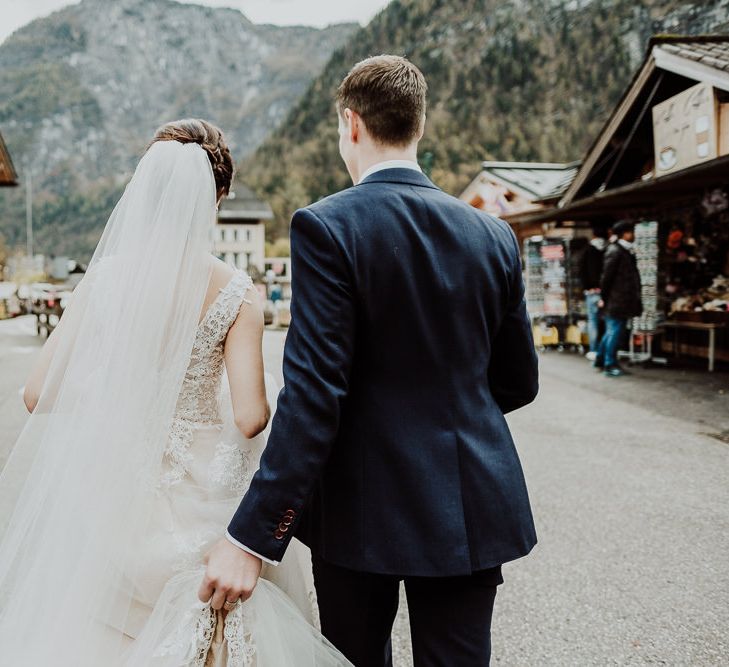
[[336, 55, 427, 147]]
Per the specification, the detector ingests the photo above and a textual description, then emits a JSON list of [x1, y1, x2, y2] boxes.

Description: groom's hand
[[198, 538, 262, 610]]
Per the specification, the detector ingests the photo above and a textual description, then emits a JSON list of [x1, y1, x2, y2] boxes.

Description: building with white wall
[[215, 184, 272, 275]]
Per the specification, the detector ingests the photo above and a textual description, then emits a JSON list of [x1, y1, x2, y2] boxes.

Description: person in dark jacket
[[595, 220, 642, 377], [579, 225, 608, 358]]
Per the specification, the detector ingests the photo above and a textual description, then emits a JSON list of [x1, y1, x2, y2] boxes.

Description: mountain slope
[[243, 0, 729, 240], [0, 0, 356, 258]]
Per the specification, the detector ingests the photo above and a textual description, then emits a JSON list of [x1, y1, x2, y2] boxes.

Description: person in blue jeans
[[596, 315, 627, 374], [579, 225, 608, 358], [595, 221, 642, 377]]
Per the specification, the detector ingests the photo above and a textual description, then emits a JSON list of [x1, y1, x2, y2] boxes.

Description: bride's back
[[198, 257, 237, 325]]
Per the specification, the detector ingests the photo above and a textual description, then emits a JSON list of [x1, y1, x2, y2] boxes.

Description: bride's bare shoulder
[[207, 255, 236, 290]]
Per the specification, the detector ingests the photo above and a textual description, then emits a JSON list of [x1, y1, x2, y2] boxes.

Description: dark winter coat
[[579, 240, 606, 291], [600, 242, 642, 319]]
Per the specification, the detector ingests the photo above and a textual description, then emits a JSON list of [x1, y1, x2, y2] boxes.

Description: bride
[[0, 119, 350, 666]]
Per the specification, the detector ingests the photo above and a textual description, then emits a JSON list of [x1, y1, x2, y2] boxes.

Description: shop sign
[[652, 82, 721, 177]]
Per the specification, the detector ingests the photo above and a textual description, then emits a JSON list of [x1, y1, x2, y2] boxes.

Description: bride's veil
[[0, 140, 216, 663]]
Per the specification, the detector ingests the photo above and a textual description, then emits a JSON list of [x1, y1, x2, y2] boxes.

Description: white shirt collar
[[358, 159, 422, 184]]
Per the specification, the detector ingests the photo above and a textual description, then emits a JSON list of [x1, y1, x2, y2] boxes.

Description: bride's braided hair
[[149, 119, 234, 197]]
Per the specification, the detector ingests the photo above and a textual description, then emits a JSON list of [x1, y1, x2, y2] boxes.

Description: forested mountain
[[3, 0, 729, 258], [243, 0, 729, 240], [0, 0, 356, 258]]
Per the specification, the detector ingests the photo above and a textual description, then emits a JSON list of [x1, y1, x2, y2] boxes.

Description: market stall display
[[524, 235, 588, 350], [659, 195, 729, 367]]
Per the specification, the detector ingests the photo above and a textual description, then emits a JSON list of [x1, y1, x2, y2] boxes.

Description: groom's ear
[[343, 108, 360, 144]]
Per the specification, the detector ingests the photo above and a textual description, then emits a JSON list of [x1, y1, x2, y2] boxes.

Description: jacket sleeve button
[[274, 529, 284, 540]]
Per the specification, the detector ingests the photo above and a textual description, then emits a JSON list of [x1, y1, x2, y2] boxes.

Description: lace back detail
[[196, 271, 254, 350], [160, 270, 254, 489]]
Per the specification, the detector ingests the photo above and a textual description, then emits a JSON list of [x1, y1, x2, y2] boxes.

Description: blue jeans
[[596, 315, 627, 369], [585, 292, 602, 352]]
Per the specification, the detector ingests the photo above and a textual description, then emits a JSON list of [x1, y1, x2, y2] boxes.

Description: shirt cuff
[[225, 530, 280, 566]]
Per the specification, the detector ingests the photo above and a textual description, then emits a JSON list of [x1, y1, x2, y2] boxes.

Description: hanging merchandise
[[523, 235, 588, 350], [524, 237, 545, 318], [541, 241, 568, 317], [633, 221, 659, 333]]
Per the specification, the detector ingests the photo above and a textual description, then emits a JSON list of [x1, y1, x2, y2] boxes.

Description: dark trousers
[[312, 554, 502, 667]]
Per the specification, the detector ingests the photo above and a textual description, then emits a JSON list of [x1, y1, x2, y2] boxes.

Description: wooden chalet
[[508, 36, 729, 227], [460, 161, 580, 245], [509, 35, 729, 370]]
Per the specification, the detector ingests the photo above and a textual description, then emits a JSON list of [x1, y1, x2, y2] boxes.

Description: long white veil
[[0, 140, 216, 663]]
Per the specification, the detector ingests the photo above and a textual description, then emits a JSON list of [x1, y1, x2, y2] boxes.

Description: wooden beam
[[653, 47, 729, 93], [506, 152, 729, 225], [561, 58, 657, 207]]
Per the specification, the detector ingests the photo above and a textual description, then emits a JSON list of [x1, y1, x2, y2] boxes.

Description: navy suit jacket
[[228, 168, 538, 577]]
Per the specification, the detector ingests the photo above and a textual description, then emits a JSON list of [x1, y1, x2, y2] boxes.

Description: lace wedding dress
[[0, 142, 347, 666], [115, 270, 348, 666]]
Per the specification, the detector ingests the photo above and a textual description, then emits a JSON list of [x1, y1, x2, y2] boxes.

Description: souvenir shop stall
[[615, 201, 729, 370], [509, 36, 729, 370]]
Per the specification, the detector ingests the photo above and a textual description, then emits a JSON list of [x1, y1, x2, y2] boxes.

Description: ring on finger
[[223, 598, 240, 611]]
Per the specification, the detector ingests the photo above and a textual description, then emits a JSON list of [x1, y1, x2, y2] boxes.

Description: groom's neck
[[353, 144, 419, 184]]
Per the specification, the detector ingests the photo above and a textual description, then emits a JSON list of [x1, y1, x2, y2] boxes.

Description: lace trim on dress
[[153, 600, 257, 666], [224, 602, 257, 665], [172, 531, 210, 574], [208, 440, 254, 495], [159, 270, 254, 490], [153, 603, 216, 665]]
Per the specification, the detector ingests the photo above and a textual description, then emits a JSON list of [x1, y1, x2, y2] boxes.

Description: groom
[[202, 55, 539, 664]]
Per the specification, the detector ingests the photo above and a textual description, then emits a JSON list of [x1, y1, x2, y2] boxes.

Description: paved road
[[0, 316, 40, 470], [492, 353, 729, 666], [1, 320, 727, 665]]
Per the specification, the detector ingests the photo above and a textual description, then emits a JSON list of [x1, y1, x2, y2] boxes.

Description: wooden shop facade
[[506, 35, 729, 370]]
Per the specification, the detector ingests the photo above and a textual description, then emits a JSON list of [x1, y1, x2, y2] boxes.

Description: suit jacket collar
[[357, 168, 440, 191]]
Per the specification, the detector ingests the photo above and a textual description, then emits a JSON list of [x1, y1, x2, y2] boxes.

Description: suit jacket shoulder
[[304, 177, 518, 258], [303, 185, 361, 225]]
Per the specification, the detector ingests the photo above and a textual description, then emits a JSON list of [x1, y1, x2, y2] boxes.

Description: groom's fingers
[[198, 575, 214, 604], [210, 584, 228, 611]]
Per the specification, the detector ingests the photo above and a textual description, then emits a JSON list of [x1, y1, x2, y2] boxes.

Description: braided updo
[[149, 119, 234, 197]]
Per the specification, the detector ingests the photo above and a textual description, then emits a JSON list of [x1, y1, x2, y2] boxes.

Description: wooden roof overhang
[[561, 36, 729, 207], [505, 152, 729, 226], [506, 36, 729, 227]]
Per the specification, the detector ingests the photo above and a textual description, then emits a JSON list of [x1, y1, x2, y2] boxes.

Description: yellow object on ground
[[533, 324, 559, 347]]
